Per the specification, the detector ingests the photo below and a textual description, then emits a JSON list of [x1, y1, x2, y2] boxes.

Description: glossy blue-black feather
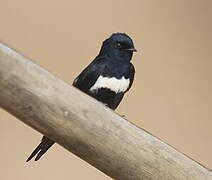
[[26, 33, 136, 161]]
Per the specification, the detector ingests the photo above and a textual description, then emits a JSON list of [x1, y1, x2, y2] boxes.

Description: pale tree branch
[[0, 43, 211, 180]]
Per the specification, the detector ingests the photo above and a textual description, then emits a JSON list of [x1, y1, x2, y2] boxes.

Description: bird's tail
[[26, 136, 54, 162]]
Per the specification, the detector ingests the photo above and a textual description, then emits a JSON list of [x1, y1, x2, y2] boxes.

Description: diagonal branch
[[0, 43, 211, 180]]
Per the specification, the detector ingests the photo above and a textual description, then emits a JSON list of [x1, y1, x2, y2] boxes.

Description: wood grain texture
[[0, 43, 211, 180]]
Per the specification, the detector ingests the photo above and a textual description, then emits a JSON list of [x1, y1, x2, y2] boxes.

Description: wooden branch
[[0, 43, 211, 180]]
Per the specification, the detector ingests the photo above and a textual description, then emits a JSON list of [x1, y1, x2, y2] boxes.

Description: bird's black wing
[[72, 58, 105, 92], [110, 63, 135, 109], [126, 63, 135, 92]]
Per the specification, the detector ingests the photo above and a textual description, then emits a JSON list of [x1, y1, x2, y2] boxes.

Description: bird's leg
[[121, 115, 127, 119]]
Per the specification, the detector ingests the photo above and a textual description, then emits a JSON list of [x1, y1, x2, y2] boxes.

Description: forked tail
[[26, 136, 54, 162]]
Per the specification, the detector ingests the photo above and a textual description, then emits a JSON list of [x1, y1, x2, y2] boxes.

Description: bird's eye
[[116, 43, 122, 49]]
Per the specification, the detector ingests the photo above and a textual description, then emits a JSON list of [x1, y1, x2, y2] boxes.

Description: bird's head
[[99, 33, 137, 61]]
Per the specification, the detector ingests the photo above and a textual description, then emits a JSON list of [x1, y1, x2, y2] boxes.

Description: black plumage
[[26, 33, 136, 162]]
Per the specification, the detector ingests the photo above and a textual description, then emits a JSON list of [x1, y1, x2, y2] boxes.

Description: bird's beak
[[126, 47, 137, 52]]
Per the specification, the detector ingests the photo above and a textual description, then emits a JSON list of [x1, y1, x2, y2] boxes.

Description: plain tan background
[[0, 0, 211, 179]]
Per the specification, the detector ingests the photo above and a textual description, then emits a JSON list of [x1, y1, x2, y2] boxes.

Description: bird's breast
[[90, 75, 130, 93]]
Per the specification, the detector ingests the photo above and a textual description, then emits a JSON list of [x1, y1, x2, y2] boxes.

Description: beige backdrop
[[0, 0, 211, 179]]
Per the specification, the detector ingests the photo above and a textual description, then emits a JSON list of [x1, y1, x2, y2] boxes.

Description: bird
[[26, 33, 137, 162]]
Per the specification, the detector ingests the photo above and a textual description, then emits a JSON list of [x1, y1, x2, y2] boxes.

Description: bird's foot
[[121, 115, 127, 119]]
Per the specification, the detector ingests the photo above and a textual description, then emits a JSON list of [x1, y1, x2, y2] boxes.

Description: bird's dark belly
[[89, 88, 121, 109]]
